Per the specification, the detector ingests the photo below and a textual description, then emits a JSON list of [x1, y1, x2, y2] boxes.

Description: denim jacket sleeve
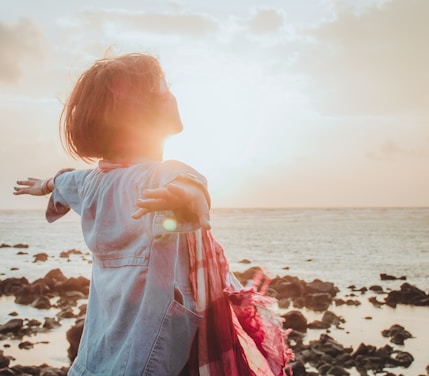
[[45, 168, 91, 223]]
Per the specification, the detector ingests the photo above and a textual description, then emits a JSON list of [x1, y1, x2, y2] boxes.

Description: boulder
[[381, 324, 413, 345], [305, 292, 333, 311], [0, 319, 24, 335], [66, 319, 85, 362], [307, 320, 330, 330], [0, 349, 11, 368], [0, 277, 29, 296], [385, 283, 429, 307], [33, 253, 49, 262], [322, 311, 345, 327], [282, 310, 307, 333], [306, 279, 339, 297]]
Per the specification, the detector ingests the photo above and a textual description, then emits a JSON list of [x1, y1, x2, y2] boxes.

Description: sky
[[1, 0, 428, 209]]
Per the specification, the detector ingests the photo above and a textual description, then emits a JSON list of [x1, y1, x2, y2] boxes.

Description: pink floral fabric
[[186, 229, 294, 376]]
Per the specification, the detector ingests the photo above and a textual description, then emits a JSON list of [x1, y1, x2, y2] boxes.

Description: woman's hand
[[132, 181, 211, 229], [14, 177, 53, 196]]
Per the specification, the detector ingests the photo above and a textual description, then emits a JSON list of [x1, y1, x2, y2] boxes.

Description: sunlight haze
[[1, 0, 428, 209]]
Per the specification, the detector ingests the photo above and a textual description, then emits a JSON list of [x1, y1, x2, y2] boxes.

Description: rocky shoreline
[[0, 247, 428, 375]]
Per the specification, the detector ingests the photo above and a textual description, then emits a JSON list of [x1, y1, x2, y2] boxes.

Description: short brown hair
[[60, 53, 166, 161]]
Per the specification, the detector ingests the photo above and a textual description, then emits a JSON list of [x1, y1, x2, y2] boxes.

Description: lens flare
[[163, 217, 177, 231]]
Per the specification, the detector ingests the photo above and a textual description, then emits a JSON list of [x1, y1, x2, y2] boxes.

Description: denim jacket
[[47, 160, 207, 375]]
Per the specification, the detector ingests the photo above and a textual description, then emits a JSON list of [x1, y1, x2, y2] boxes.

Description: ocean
[[1, 207, 428, 290], [1, 207, 428, 374]]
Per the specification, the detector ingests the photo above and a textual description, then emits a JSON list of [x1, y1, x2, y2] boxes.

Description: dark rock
[[380, 273, 406, 281], [60, 249, 83, 258], [238, 259, 251, 264], [317, 363, 331, 374], [0, 277, 29, 296], [12, 243, 29, 249], [388, 350, 414, 368], [5, 365, 69, 375], [14, 285, 41, 305], [334, 298, 346, 306], [282, 310, 307, 333], [0, 369, 16, 376], [352, 342, 414, 371], [350, 286, 367, 294], [369, 285, 384, 293], [0, 350, 11, 368], [18, 341, 34, 350], [277, 298, 291, 309], [44, 268, 68, 284], [352, 342, 375, 357], [368, 296, 384, 307], [66, 319, 85, 362], [306, 279, 339, 297], [307, 320, 330, 330], [305, 292, 333, 311], [266, 287, 278, 299], [270, 275, 306, 299], [385, 283, 429, 307], [345, 299, 361, 306], [57, 308, 77, 319], [327, 365, 350, 375], [233, 266, 262, 285], [31, 296, 52, 309], [58, 276, 90, 296], [317, 334, 348, 357], [78, 304, 87, 317], [381, 324, 413, 345], [0, 319, 23, 335], [26, 319, 42, 327], [289, 360, 306, 376], [43, 317, 61, 330], [33, 253, 49, 262], [322, 311, 345, 327], [287, 329, 305, 349], [292, 297, 305, 309]]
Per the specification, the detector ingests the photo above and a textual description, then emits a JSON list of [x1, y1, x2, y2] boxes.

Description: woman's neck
[[104, 141, 164, 162]]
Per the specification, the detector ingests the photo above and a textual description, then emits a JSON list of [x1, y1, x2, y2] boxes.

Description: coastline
[[1, 246, 428, 375], [1, 208, 428, 375]]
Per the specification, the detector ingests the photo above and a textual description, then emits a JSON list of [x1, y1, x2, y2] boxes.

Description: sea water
[[1, 208, 428, 290], [1, 208, 428, 373]]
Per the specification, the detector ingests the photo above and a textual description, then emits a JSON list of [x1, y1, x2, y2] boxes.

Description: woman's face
[[156, 77, 183, 135]]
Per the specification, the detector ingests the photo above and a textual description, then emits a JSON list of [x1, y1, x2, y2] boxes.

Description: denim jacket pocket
[[142, 300, 202, 376], [152, 211, 200, 236]]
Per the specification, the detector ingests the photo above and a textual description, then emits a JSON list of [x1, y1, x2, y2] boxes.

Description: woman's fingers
[[13, 178, 44, 196], [132, 183, 211, 230], [131, 207, 149, 220]]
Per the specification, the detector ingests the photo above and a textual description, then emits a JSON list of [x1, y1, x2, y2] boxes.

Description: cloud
[[295, 0, 429, 116], [366, 138, 429, 160], [76, 9, 218, 37], [0, 19, 43, 83], [246, 8, 285, 33]]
